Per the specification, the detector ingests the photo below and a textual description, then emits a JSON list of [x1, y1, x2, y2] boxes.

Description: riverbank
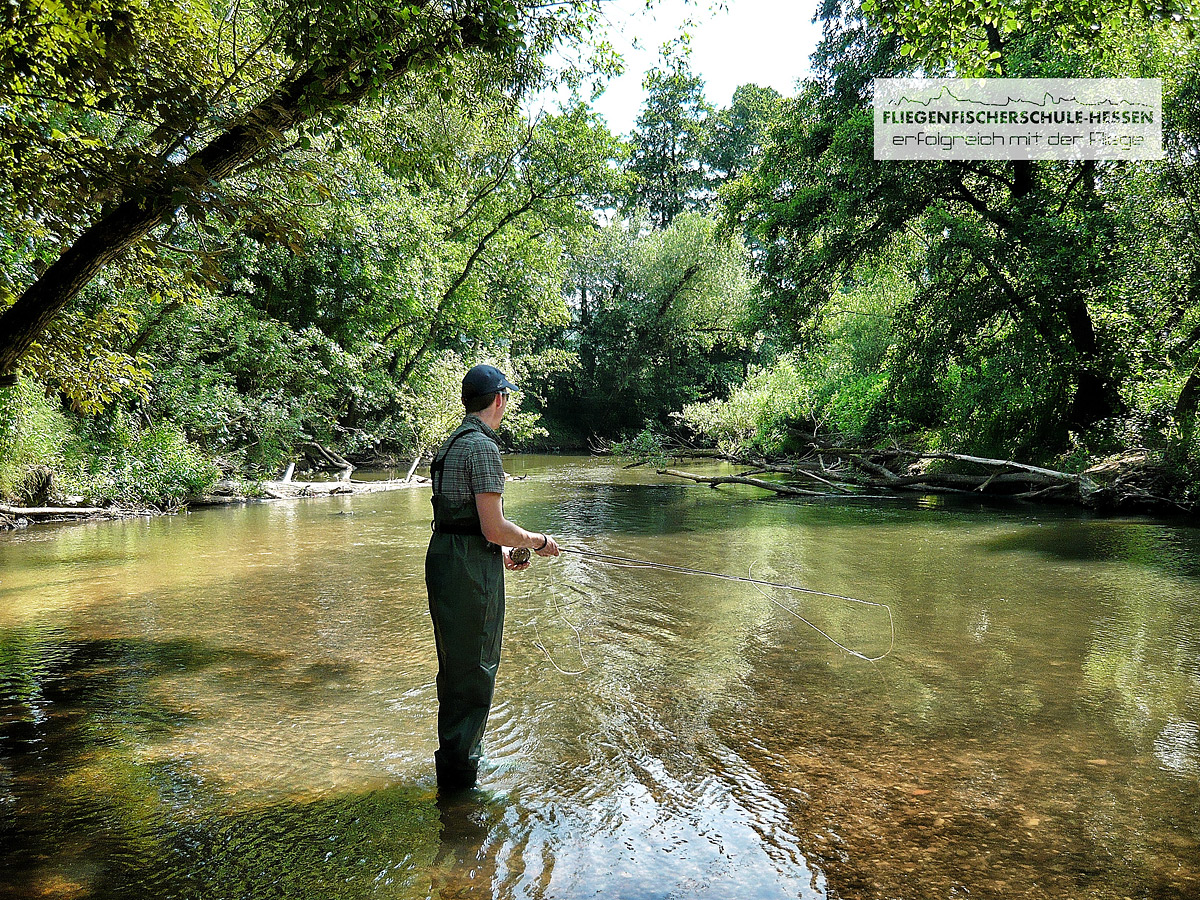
[[3, 445, 1195, 534], [0, 475, 430, 531], [619, 445, 1199, 516]]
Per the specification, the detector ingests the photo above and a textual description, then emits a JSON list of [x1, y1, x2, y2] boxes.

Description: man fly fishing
[[425, 363, 560, 793]]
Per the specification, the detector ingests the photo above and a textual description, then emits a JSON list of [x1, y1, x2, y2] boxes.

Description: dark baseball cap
[[461, 364, 519, 401]]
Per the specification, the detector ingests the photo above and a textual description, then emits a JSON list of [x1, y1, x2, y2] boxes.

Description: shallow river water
[[1, 455, 1199, 900]]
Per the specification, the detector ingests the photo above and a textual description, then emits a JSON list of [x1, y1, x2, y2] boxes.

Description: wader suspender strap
[[430, 426, 477, 494], [429, 425, 495, 536]]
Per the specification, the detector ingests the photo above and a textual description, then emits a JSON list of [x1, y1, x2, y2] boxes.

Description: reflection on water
[[1, 456, 1198, 899]]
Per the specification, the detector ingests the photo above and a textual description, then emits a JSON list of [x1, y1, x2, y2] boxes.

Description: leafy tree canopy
[[0, 0, 606, 378], [627, 48, 713, 228], [852, 0, 1196, 73], [728, 2, 1200, 458]]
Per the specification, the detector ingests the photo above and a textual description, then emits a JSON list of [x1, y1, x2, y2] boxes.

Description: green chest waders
[[425, 423, 504, 791]]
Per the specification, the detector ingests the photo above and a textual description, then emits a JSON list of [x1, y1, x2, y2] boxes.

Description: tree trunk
[[128, 300, 184, 356], [1174, 362, 1200, 435], [0, 65, 331, 374], [393, 331, 437, 385], [0, 201, 166, 374], [1060, 280, 1119, 428]]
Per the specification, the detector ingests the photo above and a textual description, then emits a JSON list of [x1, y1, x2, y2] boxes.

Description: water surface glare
[[2, 455, 1199, 899]]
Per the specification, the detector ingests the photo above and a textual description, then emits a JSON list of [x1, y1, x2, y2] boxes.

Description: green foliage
[[556, 211, 758, 439], [0, 0, 225, 243], [0, 228, 155, 411], [704, 83, 782, 187], [0, 379, 217, 509], [676, 356, 810, 455], [332, 98, 620, 393], [938, 355, 1066, 458], [502, 348, 578, 447], [609, 424, 673, 466], [104, 91, 623, 469], [392, 353, 476, 456], [856, 0, 1195, 75], [674, 259, 909, 455], [0, 0, 608, 383], [145, 293, 376, 473], [3, 0, 1197, 511], [725, 9, 1200, 462], [0, 379, 70, 501], [0, 0, 623, 484], [0, 0, 576, 254], [58, 413, 220, 509], [627, 53, 714, 227], [676, 220, 1105, 462]]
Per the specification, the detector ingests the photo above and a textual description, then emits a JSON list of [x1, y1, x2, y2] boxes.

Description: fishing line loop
[[745, 564, 895, 663]]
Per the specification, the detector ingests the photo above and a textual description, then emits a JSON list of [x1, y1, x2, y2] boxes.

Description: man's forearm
[[475, 492, 547, 548]]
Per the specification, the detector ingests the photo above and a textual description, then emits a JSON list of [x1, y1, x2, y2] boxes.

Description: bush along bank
[[0, 381, 220, 528], [0, 379, 438, 531]]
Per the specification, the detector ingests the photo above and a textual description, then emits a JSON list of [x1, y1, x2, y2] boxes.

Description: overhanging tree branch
[[0, 6, 512, 378]]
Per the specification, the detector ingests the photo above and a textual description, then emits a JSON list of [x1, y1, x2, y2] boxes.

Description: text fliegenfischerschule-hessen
[[882, 109, 1154, 125]]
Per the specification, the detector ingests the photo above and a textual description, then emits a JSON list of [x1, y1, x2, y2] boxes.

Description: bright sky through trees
[[590, 0, 821, 135]]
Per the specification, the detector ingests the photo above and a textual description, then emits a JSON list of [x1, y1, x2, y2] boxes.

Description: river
[[2, 455, 1198, 899]]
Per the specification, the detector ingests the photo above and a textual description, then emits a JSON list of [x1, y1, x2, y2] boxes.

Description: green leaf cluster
[[56, 414, 221, 509], [857, 0, 1195, 75], [554, 211, 757, 440], [0, 378, 71, 500]]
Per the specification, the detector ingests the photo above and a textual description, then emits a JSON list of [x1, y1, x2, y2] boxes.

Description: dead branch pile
[[658, 443, 1188, 511], [298, 441, 355, 481]]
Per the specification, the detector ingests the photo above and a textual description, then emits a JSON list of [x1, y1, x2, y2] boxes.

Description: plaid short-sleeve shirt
[[432, 415, 506, 503]]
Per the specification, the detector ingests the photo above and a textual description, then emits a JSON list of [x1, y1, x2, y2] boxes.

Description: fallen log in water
[[0, 504, 106, 518], [810, 446, 1094, 497], [672, 446, 1079, 498], [659, 469, 850, 498], [668, 444, 1186, 510], [658, 468, 902, 501], [261, 481, 355, 499], [193, 477, 426, 506], [298, 440, 355, 481], [733, 460, 855, 492], [1, 503, 129, 531], [264, 477, 431, 497]]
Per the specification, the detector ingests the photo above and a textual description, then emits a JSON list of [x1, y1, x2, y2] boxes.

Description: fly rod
[[534, 545, 895, 662]]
